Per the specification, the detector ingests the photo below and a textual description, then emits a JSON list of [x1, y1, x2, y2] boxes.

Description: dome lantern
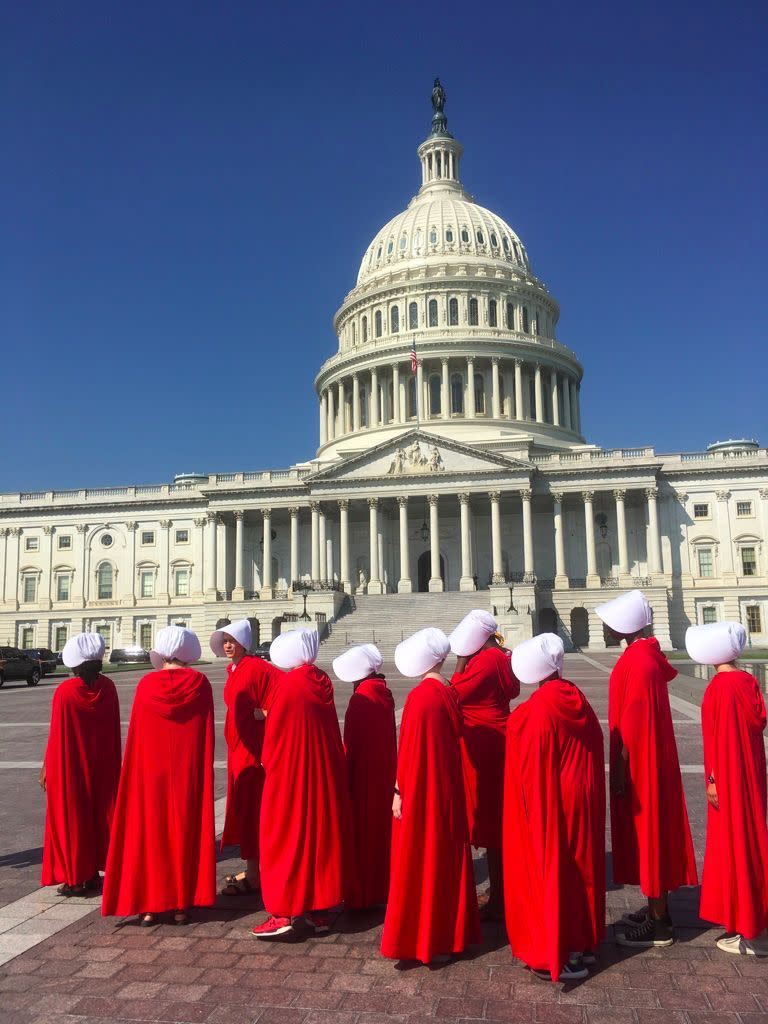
[[418, 78, 464, 196]]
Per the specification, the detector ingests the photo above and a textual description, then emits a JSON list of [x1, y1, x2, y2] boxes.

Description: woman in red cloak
[[102, 626, 215, 926], [381, 627, 480, 965], [449, 609, 519, 918], [504, 633, 605, 982], [41, 632, 121, 895], [334, 643, 397, 910], [596, 590, 697, 949], [210, 618, 277, 896], [686, 622, 768, 957], [253, 627, 352, 939]]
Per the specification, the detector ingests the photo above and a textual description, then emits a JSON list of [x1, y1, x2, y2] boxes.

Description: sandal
[[57, 883, 87, 897], [220, 872, 259, 896], [138, 913, 159, 927]]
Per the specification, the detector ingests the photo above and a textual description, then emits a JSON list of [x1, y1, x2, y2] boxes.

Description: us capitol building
[[3, 84, 767, 655]]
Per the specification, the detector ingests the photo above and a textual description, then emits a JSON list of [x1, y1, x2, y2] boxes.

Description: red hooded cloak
[[381, 676, 480, 963], [343, 675, 397, 909], [608, 637, 697, 895], [41, 674, 121, 887], [450, 645, 519, 848], [259, 664, 352, 917], [700, 669, 768, 939], [503, 678, 606, 981], [221, 654, 276, 859], [101, 668, 215, 916]]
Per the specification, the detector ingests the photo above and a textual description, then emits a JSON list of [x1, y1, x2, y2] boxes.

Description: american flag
[[410, 339, 417, 375]]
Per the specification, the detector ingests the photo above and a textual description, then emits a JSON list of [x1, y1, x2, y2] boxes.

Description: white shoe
[[717, 933, 768, 957]]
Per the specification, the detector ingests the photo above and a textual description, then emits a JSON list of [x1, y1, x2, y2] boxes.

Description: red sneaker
[[251, 915, 293, 939], [304, 911, 331, 934]]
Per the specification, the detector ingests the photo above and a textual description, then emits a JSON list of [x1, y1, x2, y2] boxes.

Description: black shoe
[[618, 907, 672, 928], [617, 915, 675, 948]]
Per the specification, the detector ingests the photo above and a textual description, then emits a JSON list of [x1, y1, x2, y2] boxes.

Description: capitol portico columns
[[466, 358, 476, 418], [646, 487, 662, 577], [489, 492, 504, 583], [370, 369, 379, 428], [367, 498, 383, 594], [289, 507, 300, 585], [233, 510, 245, 600], [352, 374, 361, 432], [491, 359, 501, 419], [261, 509, 273, 598], [583, 491, 600, 587], [551, 371, 561, 427], [204, 513, 218, 599], [552, 492, 568, 588], [441, 359, 450, 420], [534, 366, 544, 424], [521, 489, 535, 582], [614, 490, 630, 581], [514, 361, 523, 420], [428, 494, 443, 592], [459, 493, 474, 591], [397, 496, 412, 593], [310, 502, 320, 582], [193, 518, 206, 597], [318, 509, 327, 581], [338, 500, 350, 592]]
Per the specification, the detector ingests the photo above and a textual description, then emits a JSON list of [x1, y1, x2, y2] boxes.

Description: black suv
[[0, 647, 42, 687], [23, 648, 58, 676]]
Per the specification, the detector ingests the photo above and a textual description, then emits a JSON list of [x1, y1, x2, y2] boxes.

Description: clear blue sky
[[3, 1, 766, 490]]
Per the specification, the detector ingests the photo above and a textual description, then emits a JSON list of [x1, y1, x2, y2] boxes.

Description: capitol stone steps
[[321, 591, 485, 660]]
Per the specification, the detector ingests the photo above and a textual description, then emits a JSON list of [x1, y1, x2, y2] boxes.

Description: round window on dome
[[461, 227, 469, 244], [101, 533, 113, 548]]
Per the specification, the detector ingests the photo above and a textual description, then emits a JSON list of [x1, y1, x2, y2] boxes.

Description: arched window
[[461, 226, 470, 244], [513, 241, 522, 262], [351, 320, 357, 344], [490, 232, 498, 247], [376, 245, 382, 260], [476, 229, 484, 245], [502, 236, 511, 254], [506, 301, 515, 330], [408, 302, 418, 330], [474, 373, 486, 415], [429, 374, 441, 415], [387, 238, 394, 255], [428, 299, 438, 327], [359, 385, 368, 427], [97, 562, 113, 600], [374, 310, 382, 338], [391, 305, 399, 333], [468, 297, 479, 326], [449, 297, 459, 326], [532, 311, 539, 335], [450, 373, 464, 414], [362, 315, 368, 343], [446, 227, 454, 243], [489, 299, 498, 327], [399, 233, 407, 251], [499, 373, 506, 413], [429, 227, 437, 245], [408, 377, 417, 418], [522, 307, 530, 333], [413, 228, 422, 254]]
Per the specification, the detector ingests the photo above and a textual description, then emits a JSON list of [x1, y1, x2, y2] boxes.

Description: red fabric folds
[[503, 679, 605, 981], [381, 676, 480, 963], [608, 637, 697, 896], [221, 655, 276, 859], [450, 645, 519, 848], [102, 668, 215, 917], [259, 664, 352, 917], [700, 669, 768, 939], [343, 675, 397, 909], [41, 675, 122, 887]]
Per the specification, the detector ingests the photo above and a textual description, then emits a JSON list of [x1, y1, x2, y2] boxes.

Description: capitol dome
[[314, 82, 584, 461]]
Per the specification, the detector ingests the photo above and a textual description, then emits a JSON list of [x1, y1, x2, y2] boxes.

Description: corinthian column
[[370, 368, 379, 428], [552, 491, 568, 588], [441, 357, 450, 419], [338, 499, 350, 592], [491, 358, 501, 419], [583, 491, 599, 586], [459, 493, 475, 591], [204, 513, 218, 599], [318, 509, 327, 582], [232, 510, 245, 600], [392, 364, 401, 423], [514, 360, 523, 420], [614, 490, 630, 579], [646, 487, 663, 576], [319, 392, 328, 446], [367, 498, 382, 594], [521, 489, 535, 582], [352, 374, 361, 432], [428, 494, 443, 592], [397, 496, 412, 593], [289, 507, 300, 585], [489, 491, 504, 583], [261, 508, 273, 598], [534, 365, 544, 423], [466, 358, 476, 418], [310, 502, 320, 583]]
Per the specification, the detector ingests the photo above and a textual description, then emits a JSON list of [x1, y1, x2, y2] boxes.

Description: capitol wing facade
[[1, 90, 766, 656]]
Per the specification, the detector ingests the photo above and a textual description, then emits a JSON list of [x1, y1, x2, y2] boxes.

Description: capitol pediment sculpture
[[388, 441, 445, 476]]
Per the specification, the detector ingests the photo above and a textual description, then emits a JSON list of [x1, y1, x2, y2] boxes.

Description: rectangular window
[[57, 535, 72, 550], [741, 546, 757, 576], [746, 605, 762, 633], [736, 501, 752, 517], [141, 531, 155, 545], [697, 548, 714, 578], [174, 569, 190, 597], [54, 625, 68, 650], [25, 537, 39, 552], [56, 574, 70, 601], [21, 626, 34, 648], [702, 606, 717, 624], [23, 576, 37, 602], [95, 624, 111, 649], [174, 529, 189, 544], [140, 571, 154, 598], [693, 503, 709, 519], [139, 623, 153, 649]]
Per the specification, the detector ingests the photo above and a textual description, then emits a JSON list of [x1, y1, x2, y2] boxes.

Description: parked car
[[253, 642, 272, 662], [23, 647, 58, 676], [0, 647, 42, 687], [109, 646, 150, 664]]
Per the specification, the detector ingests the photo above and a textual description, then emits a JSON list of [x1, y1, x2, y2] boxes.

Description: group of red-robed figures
[[41, 591, 768, 978]]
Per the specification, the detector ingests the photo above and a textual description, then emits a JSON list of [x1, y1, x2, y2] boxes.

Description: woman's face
[[222, 637, 246, 661]]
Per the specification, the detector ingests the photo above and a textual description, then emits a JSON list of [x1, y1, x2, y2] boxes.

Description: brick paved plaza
[[1, 653, 766, 1024]]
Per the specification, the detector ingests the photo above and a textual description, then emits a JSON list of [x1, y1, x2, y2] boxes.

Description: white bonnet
[[394, 627, 450, 678], [150, 626, 202, 670], [62, 632, 106, 669], [333, 643, 383, 683], [210, 619, 252, 658], [595, 590, 652, 635], [511, 633, 565, 686], [270, 627, 319, 671], [449, 609, 498, 657], [685, 622, 746, 666]]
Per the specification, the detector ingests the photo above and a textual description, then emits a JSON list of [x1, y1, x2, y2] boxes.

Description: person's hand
[[38, 763, 46, 792], [392, 793, 403, 819], [454, 655, 468, 674], [253, 709, 266, 721], [706, 781, 719, 810]]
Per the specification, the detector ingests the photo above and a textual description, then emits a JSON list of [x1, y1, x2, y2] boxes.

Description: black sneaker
[[617, 915, 675, 948], [618, 907, 672, 928]]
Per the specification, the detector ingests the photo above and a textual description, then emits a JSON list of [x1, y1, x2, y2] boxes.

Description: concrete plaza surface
[[0, 652, 767, 1024]]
